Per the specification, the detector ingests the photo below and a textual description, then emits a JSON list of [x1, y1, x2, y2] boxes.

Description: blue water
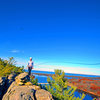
[[26, 70, 99, 100], [34, 74, 94, 100], [31, 70, 100, 77]]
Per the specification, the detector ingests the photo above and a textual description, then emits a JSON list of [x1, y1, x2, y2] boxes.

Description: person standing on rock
[[27, 57, 34, 76]]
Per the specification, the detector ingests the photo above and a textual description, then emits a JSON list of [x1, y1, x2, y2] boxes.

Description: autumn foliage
[[68, 77, 100, 97]]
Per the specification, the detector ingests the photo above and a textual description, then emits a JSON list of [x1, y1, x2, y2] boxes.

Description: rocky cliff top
[[0, 72, 53, 100]]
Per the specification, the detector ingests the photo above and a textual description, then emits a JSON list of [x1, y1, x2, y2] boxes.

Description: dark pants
[[28, 67, 32, 76]]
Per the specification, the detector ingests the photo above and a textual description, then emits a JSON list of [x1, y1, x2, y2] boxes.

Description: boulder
[[35, 89, 53, 100], [25, 82, 33, 86], [8, 73, 16, 81], [2, 81, 41, 100], [3, 84, 53, 100], [3, 73, 36, 100], [15, 72, 30, 81], [0, 77, 6, 99], [7, 73, 17, 88], [15, 72, 30, 85], [0, 74, 16, 99], [2, 84, 35, 100], [29, 85, 41, 90], [2, 72, 53, 100]]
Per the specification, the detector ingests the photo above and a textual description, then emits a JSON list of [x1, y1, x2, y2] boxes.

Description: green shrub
[[30, 76, 38, 85], [45, 69, 85, 100], [0, 57, 24, 77], [30, 76, 42, 88]]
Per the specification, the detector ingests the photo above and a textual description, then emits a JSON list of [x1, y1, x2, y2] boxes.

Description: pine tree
[[0, 57, 24, 77], [45, 69, 85, 100]]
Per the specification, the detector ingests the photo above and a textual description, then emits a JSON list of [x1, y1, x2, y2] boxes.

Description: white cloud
[[10, 50, 20, 53], [10, 50, 25, 53]]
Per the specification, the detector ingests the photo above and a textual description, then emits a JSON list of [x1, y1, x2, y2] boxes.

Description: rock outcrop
[[35, 89, 53, 100], [7, 73, 17, 88], [2, 72, 53, 100], [0, 77, 6, 99]]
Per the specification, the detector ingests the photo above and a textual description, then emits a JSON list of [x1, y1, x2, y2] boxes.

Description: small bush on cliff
[[30, 76, 42, 88], [45, 69, 85, 100], [0, 57, 24, 77], [30, 76, 38, 85]]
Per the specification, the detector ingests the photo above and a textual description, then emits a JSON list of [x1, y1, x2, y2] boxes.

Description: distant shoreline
[[32, 68, 100, 76], [32, 72, 100, 80]]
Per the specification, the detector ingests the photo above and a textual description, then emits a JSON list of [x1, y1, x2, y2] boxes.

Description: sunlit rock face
[[2, 72, 53, 100], [35, 89, 53, 100]]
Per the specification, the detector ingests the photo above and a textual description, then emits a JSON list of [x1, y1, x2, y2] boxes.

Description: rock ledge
[[2, 72, 53, 100]]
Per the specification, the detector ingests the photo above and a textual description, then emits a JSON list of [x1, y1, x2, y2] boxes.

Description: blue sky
[[0, 0, 100, 75]]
